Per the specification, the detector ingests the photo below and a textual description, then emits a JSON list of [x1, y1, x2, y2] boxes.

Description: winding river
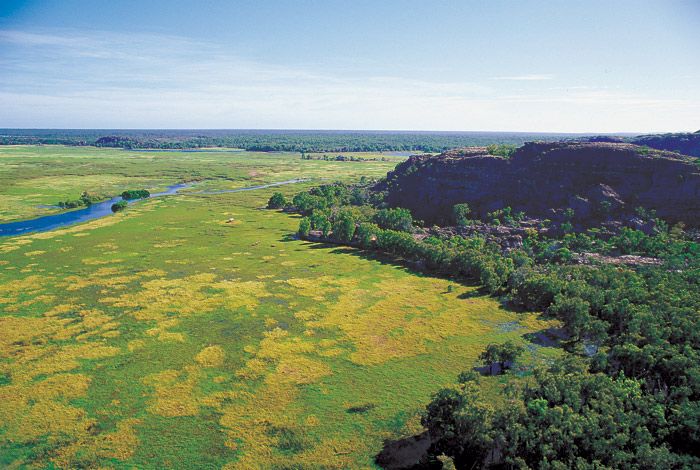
[[0, 179, 307, 237]]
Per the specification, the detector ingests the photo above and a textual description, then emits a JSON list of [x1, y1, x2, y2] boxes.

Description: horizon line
[[0, 127, 653, 136]]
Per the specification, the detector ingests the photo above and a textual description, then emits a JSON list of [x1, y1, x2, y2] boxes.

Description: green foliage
[[331, 210, 356, 243], [309, 212, 331, 237], [297, 217, 310, 237], [111, 200, 128, 212], [121, 189, 150, 200], [479, 341, 524, 374], [486, 206, 523, 227], [486, 143, 517, 158], [452, 203, 471, 227], [0, 129, 578, 153], [58, 191, 105, 209], [267, 192, 287, 209], [425, 363, 690, 468], [356, 222, 379, 249], [291, 192, 326, 215], [288, 182, 700, 466], [422, 382, 493, 469], [373, 207, 413, 232]]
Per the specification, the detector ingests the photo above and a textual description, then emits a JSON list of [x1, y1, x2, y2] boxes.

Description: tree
[[373, 207, 413, 232], [314, 214, 332, 237], [452, 203, 471, 227], [356, 222, 378, 248], [498, 341, 524, 371], [267, 192, 287, 209], [111, 200, 128, 212], [297, 217, 310, 237], [479, 341, 524, 375], [121, 189, 150, 200], [479, 344, 502, 375], [422, 382, 494, 469], [332, 211, 356, 242]]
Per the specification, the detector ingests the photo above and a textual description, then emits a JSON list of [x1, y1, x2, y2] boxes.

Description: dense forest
[[278, 179, 700, 469], [0, 129, 597, 153]]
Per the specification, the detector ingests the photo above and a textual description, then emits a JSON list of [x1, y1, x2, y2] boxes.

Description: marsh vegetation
[[0, 145, 556, 469]]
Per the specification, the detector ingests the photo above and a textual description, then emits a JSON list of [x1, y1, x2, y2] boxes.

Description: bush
[[332, 210, 356, 242], [111, 200, 128, 212], [297, 217, 311, 237], [292, 192, 327, 215], [453, 203, 472, 227], [373, 207, 413, 232], [356, 223, 379, 249], [121, 189, 150, 200], [267, 192, 287, 209], [486, 143, 517, 158]]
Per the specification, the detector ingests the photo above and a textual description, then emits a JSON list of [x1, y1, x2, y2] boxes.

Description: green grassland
[[0, 146, 556, 469]]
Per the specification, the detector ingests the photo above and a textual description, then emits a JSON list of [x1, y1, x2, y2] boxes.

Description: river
[[0, 179, 307, 237]]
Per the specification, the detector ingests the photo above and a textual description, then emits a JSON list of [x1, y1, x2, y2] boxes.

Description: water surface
[[0, 179, 307, 237], [0, 182, 194, 237]]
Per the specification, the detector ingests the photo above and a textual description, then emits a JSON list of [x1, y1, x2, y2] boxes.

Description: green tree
[[111, 200, 128, 212], [121, 189, 150, 200], [373, 207, 413, 232], [297, 217, 311, 237], [479, 341, 524, 375], [452, 203, 472, 227], [332, 211, 356, 242], [267, 192, 287, 209], [422, 382, 494, 469], [356, 222, 379, 249]]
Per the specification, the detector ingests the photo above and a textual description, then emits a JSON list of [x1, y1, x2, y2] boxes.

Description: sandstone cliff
[[630, 131, 700, 158], [381, 142, 700, 226]]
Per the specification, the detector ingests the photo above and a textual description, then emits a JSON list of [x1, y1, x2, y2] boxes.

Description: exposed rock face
[[381, 142, 700, 226], [631, 131, 700, 157], [580, 131, 700, 157]]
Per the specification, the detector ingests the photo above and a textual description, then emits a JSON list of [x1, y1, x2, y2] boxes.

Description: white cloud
[[0, 28, 697, 132]]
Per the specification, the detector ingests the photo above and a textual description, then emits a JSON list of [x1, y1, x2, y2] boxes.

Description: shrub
[[453, 203, 472, 227], [121, 189, 150, 200], [356, 222, 379, 248], [111, 200, 128, 212], [373, 207, 413, 232], [332, 211, 356, 242], [297, 217, 311, 237], [267, 192, 287, 209], [486, 144, 517, 158]]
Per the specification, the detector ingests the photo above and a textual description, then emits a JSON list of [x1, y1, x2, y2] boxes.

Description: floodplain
[[0, 146, 555, 468]]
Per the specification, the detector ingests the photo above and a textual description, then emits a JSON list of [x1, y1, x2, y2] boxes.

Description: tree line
[[273, 181, 700, 468]]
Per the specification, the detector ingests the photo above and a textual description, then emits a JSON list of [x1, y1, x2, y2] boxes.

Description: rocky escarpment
[[580, 131, 700, 157], [630, 130, 700, 158], [381, 142, 700, 226]]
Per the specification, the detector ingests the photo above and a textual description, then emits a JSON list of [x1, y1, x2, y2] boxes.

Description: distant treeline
[[0, 129, 598, 153]]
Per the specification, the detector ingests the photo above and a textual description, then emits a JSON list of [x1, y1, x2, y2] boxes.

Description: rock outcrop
[[381, 142, 700, 226], [630, 131, 700, 157]]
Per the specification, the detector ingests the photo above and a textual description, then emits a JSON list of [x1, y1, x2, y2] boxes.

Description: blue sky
[[0, 0, 698, 132]]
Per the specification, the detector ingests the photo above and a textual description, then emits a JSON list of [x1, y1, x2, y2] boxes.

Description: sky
[[0, 0, 698, 132]]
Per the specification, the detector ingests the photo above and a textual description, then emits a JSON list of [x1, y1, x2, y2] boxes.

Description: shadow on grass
[[523, 326, 568, 348], [286, 238, 486, 290], [375, 431, 439, 470]]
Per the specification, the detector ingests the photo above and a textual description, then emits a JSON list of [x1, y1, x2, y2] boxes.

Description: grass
[[0, 146, 558, 468]]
